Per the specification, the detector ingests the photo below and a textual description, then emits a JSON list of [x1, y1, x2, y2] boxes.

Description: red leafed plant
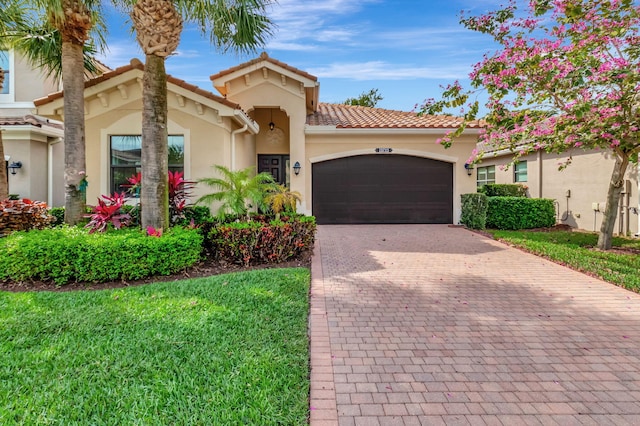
[[85, 193, 131, 233], [146, 226, 163, 237], [168, 171, 195, 223]]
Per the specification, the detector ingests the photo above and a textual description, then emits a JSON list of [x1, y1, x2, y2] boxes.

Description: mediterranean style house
[[3, 50, 638, 233], [33, 53, 481, 225]]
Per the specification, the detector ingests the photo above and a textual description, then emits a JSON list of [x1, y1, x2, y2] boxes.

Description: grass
[[0, 268, 310, 425], [488, 230, 640, 292]]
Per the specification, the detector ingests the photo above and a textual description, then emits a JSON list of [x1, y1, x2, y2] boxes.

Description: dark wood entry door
[[258, 155, 290, 186], [312, 154, 453, 224]]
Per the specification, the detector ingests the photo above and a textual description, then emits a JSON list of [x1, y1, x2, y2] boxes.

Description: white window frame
[[514, 161, 528, 183], [477, 165, 495, 188], [0, 50, 15, 103]]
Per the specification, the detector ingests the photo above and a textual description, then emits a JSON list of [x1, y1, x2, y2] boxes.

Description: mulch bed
[[0, 250, 313, 293]]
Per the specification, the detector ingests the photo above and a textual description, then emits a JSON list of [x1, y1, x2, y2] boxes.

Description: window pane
[[0, 51, 10, 95], [112, 167, 139, 194], [487, 166, 495, 180], [111, 136, 141, 166], [168, 135, 184, 165]]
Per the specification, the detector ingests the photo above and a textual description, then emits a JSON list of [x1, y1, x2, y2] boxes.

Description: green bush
[[179, 205, 212, 226], [49, 207, 65, 226], [460, 193, 489, 230], [0, 226, 202, 285], [487, 197, 556, 230], [480, 184, 528, 197], [206, 215, 316, 266]]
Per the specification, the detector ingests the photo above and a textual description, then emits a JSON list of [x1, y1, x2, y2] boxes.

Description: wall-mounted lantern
[[8, 161, 22, 175], [293, 161, 301, 175], [464, 162, 474, 176]]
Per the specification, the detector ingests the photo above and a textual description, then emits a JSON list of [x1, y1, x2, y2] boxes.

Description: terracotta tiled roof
[[306, 103, 483, 129], [0, 114, 63, 130], [35, 59, 241, 110], [210, 52, 318, 82]]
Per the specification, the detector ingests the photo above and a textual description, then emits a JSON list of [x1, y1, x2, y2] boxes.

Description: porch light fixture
[[464, 162, 474, 176], [293, 161, 301, 175], [269, 108, 275, 131], [8, 161, 22, 175]]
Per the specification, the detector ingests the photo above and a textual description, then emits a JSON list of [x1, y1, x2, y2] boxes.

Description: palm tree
[[265, 184, 302, 221], [0, 67, 7, 200], [197, 165, 275, 220], [117, 0, 274, 230]]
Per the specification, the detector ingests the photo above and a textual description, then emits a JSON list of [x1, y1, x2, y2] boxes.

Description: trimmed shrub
[[49, 207, 65, 226], [480, 184, 528, 197], [179, 205, 212, 226], [487, 197, 556, 230], [206, 215, 316, 266], [0, 199, 54, 236], [0, 226, 202, 285], [460, 193, 489, 230]]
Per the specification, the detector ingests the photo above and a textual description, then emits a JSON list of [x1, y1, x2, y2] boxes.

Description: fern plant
[[197, 165, 275, 220]]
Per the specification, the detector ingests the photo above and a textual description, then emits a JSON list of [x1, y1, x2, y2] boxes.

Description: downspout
[[538, 149, 543, 198], [230, 124, 248, 171]]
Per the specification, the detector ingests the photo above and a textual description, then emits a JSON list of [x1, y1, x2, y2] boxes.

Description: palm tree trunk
[[62, 41, 87, 224], [0, 131, 8, 201], [597, 154, 629, 250], [140, 54, 169, 230]]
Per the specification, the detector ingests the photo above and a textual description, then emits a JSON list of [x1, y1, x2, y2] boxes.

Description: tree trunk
[[0, 130, 8, 201], [62, 41, 87, 225], [140, 54, 169, 230], [597, 154, 629, 250]]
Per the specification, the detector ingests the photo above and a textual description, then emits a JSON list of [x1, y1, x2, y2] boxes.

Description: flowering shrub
[[206, 215, 316, 266], [0, 198, 54, 236], [85, 193, 131, 233]]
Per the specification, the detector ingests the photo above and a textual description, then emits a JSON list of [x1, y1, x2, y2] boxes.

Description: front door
[[258, 154, 290, 187]]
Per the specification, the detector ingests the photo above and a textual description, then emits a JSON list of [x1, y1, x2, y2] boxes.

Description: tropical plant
[[111, 0, 274, 231], [265, 184, 302, 220], [420, 0, 640, 250], [197, 165, 275, 220], [85, 192, 131, 233]]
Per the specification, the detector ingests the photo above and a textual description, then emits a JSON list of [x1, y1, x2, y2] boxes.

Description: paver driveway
[[309, 225, 640, 426]]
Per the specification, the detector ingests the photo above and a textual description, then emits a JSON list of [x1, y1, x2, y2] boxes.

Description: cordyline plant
[[85, 192, 131, 233], [124, 171, 194, 224], [420, 0, 640, 250]]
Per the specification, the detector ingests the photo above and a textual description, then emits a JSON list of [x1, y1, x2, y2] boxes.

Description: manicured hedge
[[0, 227, 202, 285], [480, 184, 528, 197], [486, 197, 556, 230], [206, 215, 316, 266], [460, 193, 489, 230]]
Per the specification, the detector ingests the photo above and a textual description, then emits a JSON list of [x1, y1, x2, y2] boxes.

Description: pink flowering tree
[[421, 0, 640, 250]]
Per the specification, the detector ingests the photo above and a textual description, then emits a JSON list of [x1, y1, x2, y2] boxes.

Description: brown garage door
[[312, 154, 453, 224]]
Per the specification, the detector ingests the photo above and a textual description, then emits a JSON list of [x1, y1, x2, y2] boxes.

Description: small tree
[[344, 88, 383, 108], [197, 165, 275, 220], [265, 184, 302, 220], [421, 0, 640, 250]]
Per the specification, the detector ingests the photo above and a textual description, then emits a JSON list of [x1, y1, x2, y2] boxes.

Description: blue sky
[[98, 0, 502, 112]]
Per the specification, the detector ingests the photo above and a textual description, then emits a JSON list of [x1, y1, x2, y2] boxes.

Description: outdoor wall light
[[464, 162, 474, 176], [293, 161, 301, 175], [269, 108, 275, 131], [8, 161, 22, 175]]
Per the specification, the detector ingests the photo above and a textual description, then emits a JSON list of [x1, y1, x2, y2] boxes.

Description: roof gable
[[34, 59, 256, 130]]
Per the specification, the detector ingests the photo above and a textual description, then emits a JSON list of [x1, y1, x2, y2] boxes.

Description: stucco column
[[288, 109, 308, 215]]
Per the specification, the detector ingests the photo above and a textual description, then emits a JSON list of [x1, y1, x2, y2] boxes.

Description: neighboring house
[[35, 53, 481, 224], [476, 147, 639, 236], [1, 50, 65, 204]]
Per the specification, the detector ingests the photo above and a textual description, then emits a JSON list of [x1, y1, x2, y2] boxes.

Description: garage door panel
[[312, 155, 453, 224]]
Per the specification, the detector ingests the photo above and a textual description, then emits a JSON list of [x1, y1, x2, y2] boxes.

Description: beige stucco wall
[[479, 149, 640, 235], [304, 132, 479, 220], [14, 54, 60, 104], [3, 132, 49, 202]]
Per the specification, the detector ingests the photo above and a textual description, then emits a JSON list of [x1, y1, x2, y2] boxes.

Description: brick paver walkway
[[308, 225, 640, 425]]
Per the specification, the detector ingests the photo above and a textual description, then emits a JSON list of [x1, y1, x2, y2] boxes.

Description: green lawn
[[0, 268, 310, 425], [488, 230, 640, 292]]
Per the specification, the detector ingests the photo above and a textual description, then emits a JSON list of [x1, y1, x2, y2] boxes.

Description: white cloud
[[308, 61, 471, 81], [96, 40, 142, 68]]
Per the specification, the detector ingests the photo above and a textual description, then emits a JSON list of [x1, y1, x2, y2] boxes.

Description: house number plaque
[[375, 148, 393, 153]]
